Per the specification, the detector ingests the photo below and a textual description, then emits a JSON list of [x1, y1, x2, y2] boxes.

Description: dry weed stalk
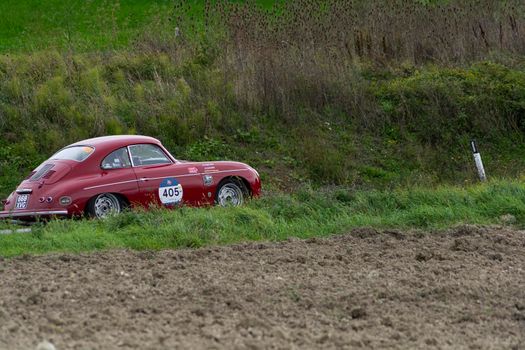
[[194, 0, 525, 120]]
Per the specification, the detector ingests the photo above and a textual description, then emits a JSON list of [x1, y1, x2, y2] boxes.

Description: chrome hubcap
[[218, 183, 243, 207], [94, 194, 120, 218]]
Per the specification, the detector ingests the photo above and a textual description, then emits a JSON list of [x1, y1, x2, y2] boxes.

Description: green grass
[[0, 0, 279, 53], [1, 179, 524, 257], [0, 0, 456, 53], [0, 0, 174, 52]]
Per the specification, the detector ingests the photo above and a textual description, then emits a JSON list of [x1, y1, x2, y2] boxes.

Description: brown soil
[[1, 225, 524, 350]]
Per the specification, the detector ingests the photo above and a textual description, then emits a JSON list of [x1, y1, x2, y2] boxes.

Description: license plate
[[15, 194, 29, 209]]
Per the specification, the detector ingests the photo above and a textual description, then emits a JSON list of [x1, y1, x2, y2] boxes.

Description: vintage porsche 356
[[0, 135, 261, 221]]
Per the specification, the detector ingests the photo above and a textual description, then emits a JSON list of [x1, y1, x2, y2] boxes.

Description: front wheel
[[216, 180, 246, 207], [86, 193, 123, 218]]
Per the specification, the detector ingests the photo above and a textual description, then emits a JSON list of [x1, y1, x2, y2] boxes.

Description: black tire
[[216, 179, 247, 207], [86, 193, 124, 219]]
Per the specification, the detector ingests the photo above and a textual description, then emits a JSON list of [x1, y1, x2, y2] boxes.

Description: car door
[[95, 147, 140, 203], [128, 144, 205, 207]]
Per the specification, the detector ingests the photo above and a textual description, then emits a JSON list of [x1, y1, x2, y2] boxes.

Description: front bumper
[[0, 209, 69, 220]]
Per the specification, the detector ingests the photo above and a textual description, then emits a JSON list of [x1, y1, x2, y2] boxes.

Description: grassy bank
[[1, 50, 525, 197], [1, 180, 524, 257], [1, 1, 525, 198], [0, 0, 173, 53]]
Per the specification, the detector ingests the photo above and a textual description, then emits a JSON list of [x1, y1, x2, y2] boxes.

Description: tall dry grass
[[187, 0, 525, 122], [216, 0, 525, 63]]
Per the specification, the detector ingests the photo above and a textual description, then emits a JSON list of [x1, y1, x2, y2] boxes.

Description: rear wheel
[[216, 180, 247, 207], [86, 193, 123, 218]]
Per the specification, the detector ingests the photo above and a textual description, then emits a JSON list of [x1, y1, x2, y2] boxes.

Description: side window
[[128, 144, 172, 166], [101, 147, 132, 170]]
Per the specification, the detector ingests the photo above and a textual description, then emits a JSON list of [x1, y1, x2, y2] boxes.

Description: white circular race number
[[158, 178, 183, 205]]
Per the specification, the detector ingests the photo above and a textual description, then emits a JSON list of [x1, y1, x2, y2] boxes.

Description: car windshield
[[51, 146, 95, 162]]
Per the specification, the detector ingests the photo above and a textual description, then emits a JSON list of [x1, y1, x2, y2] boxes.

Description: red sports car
[[0, 135, 261, 220]]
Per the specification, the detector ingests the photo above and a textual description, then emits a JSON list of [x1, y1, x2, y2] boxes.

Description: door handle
[[139, 178, 148, 182]]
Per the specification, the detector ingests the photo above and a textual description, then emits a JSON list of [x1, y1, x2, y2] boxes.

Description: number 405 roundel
[[158, 178, 183, 205]]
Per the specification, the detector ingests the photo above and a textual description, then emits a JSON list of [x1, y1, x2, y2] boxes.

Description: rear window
[[51, 146, 94, 162]]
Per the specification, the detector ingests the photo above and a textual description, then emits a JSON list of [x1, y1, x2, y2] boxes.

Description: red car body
[[0, 135, 261, 221]]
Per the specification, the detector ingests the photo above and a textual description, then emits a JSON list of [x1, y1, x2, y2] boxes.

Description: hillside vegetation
[[1, 0, 525, 199], [2, 180, 525, 256]]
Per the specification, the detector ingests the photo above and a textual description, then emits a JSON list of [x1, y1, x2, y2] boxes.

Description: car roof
[[68, 135, 162, 149]]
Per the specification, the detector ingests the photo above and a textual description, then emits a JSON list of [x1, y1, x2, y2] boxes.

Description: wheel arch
[[216, 176, 252, 196], [84, 192, 130, 216]]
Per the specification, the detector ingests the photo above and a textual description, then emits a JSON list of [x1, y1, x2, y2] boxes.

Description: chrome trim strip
[[137, 173, 201, 182], [84, 179, 139, 190], [0, 210, 68, 219], [16, 189, 33, 194], [127, 145, 136, 167], [82, 169, 251, 191], [137, 169, 249, 182], [202, 169, 250, 174]]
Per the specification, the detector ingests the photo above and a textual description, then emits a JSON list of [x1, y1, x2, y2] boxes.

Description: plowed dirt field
[[1, 226, 524, 349]]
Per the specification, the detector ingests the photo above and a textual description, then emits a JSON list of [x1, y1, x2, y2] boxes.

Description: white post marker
[[470, 140, 487, 182]]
